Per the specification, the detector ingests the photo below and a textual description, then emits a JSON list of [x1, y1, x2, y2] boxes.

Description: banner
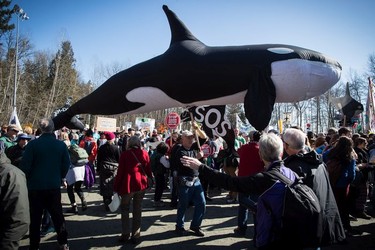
[[9, 107, 22, 130], [182, 105, 236, 150], [135, 117, 155, 132], [366, 77, 375, 133]]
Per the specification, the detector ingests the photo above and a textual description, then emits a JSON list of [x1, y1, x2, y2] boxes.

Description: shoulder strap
[[130, 150, 147, 176], [264, 169, 294, 186]]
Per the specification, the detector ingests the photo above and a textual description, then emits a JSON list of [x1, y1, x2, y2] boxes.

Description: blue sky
[[10, 0, 375, 85]]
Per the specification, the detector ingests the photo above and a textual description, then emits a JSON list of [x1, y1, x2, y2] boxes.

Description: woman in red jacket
[[113, 135, 153, 244]]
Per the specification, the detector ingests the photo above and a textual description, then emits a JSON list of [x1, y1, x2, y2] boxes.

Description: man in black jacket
[[282, 128, 346, 244]]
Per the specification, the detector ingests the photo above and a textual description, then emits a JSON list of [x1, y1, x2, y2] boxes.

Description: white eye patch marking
[[267, 47, 294, 54]]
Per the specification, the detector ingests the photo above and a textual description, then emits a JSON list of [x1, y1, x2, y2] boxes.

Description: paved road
[[19, 184, 375, 250]]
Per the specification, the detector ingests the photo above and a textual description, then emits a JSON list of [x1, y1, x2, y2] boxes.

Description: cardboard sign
[[96, 117, 117, 132]]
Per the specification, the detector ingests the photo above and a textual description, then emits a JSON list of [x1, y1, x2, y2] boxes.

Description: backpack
[[69, 144, 89, 165], [150, 152, 165, 175], [261, 169, 322, 248]]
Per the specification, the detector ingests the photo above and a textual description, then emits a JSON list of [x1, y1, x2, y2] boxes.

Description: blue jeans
[[238, 192, 258, 231], [176, 179, 206, 229]]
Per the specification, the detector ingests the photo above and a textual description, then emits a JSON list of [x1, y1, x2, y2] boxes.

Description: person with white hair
[[282, 128, 346, 245], [180, 133, 315, 249]]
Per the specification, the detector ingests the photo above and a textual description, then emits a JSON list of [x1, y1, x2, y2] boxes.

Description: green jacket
[[0, 135, 16, 150], [20, 133, 70, 190]]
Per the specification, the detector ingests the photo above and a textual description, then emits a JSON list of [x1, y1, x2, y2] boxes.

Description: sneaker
[[104, 199, 111, 211], [345, 228, 363, 237], [205, 196, 213, 202], [226, 198, 237, 204], [349, 214, 358, 221], [154, 201, 165, 207], [355, 211, 371, 220], [40, 226, 55, 237], [82, 200, 88, 211], [66, 205, 78, 214], [189, 227, 205, 237], [131, 237, 141, 245], [170, 202, 178, 208], [233, 227, 246, 237], [175, 226, 187, 236], [118, 237, 130, 243], [59, 243, 69, 250]]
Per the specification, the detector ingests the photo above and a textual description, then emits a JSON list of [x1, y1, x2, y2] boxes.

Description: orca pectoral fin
[[52, 110, 84, 130], [66, 116, 85, 130], [244, 68, 276, 131]]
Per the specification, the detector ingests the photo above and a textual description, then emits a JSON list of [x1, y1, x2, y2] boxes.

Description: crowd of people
[[1, 119, 375, 249]]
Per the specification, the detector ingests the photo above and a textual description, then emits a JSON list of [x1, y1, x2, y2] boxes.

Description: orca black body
[[53, 5, 341, 131]]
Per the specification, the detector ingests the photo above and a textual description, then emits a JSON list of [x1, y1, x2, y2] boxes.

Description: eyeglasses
[[282, 139, 289, 147], [12, 129, 19, 133]]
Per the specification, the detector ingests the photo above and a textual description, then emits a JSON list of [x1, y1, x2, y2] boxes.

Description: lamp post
[[12, 5, 29, 112]]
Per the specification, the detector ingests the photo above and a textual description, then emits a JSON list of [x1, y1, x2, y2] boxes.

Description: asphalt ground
[[19, 182, 375, 250]]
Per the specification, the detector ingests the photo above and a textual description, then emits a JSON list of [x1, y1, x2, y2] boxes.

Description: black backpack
[[263, 170, 323, 248]]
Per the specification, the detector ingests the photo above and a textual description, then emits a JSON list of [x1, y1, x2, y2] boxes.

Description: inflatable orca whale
[[53, 5, 342, 131]]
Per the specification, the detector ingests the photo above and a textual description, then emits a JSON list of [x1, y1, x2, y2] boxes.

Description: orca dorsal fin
[[162, 5, 201, 46]]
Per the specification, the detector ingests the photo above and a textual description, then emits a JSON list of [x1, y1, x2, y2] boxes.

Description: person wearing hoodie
[[0, 141, 30, 250], [282, 128, 346, 246]]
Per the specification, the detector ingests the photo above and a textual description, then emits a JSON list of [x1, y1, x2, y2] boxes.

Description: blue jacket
[[20, 133, 70, 190]]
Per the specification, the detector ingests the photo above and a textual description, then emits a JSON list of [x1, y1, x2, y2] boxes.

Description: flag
[[9, 107, 22, 130], [366, 77, 375, 133], [182, 105, 236, 150]]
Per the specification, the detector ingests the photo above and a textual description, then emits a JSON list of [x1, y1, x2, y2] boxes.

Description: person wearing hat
[[1, 124, 8, 137], [5, 133, 32, 167], [169, 125, 208, 237], [0, 124, 21, 150], [96, 131, 121, 211]]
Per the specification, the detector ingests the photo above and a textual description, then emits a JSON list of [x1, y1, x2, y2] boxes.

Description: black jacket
[[283, 150, 346, 245]]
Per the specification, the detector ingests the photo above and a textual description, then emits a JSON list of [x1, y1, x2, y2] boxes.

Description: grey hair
[[39, 118, 54, 133], [126, 135, 142, 149], [282, 128, 306, 150], [259, 133, 283, 162]]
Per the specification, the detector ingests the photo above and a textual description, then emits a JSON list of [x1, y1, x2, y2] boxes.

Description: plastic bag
[[108, 193, 121, 212]]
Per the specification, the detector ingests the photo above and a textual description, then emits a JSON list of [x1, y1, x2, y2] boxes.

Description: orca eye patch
[[267, 47, 294, 54]]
